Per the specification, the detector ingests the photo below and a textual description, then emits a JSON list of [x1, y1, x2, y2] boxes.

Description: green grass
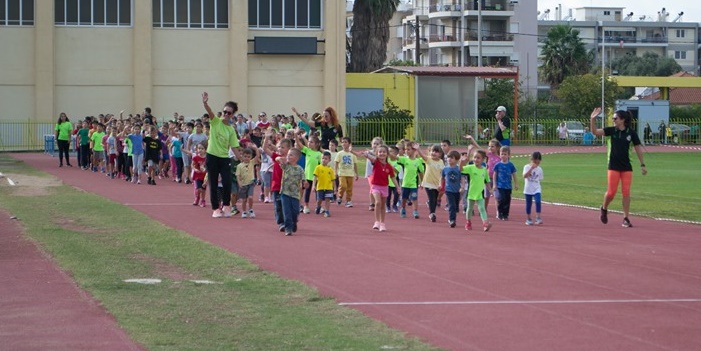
[[508, 152, 701, 222], [0, 156, 441, 351]]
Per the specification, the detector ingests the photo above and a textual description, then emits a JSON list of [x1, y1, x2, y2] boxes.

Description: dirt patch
[[131, 253, 196, 281], [0, 173, 62, 197], [54, 217, 113, 235]]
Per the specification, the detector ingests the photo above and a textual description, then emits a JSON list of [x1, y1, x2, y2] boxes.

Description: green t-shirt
[[55, 121, 73, 141], [301, 146, 322, 181], [91, 131, 105, 151], [207, 116, 240, 158], [388, 159, 401, 187], [77, 128, 90, 146], [397, 156, 424, 188], [461, 164, 490, 201]]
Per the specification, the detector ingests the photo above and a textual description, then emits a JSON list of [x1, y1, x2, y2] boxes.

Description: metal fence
[[1, 118, 699, 152]]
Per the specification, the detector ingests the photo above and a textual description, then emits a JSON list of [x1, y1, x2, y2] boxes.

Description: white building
[[0, 1, 346, 122], [537, 6, 701, 78]]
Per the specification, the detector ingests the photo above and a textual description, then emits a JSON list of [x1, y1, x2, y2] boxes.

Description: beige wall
[[0, 0, 346, 123]]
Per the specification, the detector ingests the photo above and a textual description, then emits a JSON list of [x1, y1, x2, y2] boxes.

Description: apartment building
[[537, 6, 701, 76], [0, 1, 346, 122]]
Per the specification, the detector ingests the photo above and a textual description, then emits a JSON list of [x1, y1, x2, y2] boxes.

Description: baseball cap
[[495, 106, 507, 112]]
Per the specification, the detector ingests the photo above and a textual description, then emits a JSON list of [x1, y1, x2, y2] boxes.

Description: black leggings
[[206, 154, 232, 210], [57, 139, 71, 165], [425, 188, 439, 214], [303, 180, 314, 204]]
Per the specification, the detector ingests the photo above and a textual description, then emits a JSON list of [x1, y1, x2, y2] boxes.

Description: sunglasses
[[223, 110, 234, 116]]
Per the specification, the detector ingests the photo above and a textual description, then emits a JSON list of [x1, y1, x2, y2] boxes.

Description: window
[[153, 0, 228, 28], [0, 0, 34, 26], [249, 0, 322, 29], [674, 51, 687, 60], [55, 0, 131, 26], [676, 29, 685, 38], [603, 11, 610, 16]]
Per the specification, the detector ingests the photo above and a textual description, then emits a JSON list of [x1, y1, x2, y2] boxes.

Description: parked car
[[670, 124, 690, 135], [563, 121, 585, 141]]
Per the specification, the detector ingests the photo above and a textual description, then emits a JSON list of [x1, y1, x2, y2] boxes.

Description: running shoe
[[303, 206, 311, 214], [429, 213, 436, 222], [525, 219, 533, 226], [535, 217, 543, 225], [379, 223, 387, 232], [345, 201, 353, 208], [413, 210, 419, 219], [248, 210, 256, 218], [200, 200, 206, 208], [232, 207, 240, 215], [392, 205, 399, 212], [212, 209, 223, 218], [600, 206, 608, 224], [400, 208, 406, 218], [369, 204, 375, 211], [464, 220, 472, 231], [222, 206, 232, 218], [483, 222, 492, 232], [385, 205, 391, 213], [372, 221, 380, 230], [323, 211, 330, 218], [241, 211, 247, 218], [337, 198, 342, 205], [449, 220, 456, 228], [622, 217, 632, 228]]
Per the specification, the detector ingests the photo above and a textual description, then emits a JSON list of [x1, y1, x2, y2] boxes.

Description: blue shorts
[[316, 189, 334, 200], [401, 187, 418, 201]]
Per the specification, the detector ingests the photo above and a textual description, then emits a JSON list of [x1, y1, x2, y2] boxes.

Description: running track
[[9, 149, 701, 351]]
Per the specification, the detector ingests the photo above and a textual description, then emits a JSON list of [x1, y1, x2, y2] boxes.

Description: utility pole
[[414, 19, 420, 65]]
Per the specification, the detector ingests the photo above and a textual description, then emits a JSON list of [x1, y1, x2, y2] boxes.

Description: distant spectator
[[582, 127, 594, 145]]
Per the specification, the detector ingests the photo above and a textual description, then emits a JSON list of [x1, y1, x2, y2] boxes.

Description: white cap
[[495, 106, 507, 112]]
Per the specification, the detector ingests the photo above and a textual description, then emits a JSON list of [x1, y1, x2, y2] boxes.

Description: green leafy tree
[[539, 25, 591, 91], [386, 59, 418, 66], [611, 52, 682, 76], [555, 74, 621, 119], [478, 78, 515, 120], [349, 0, 399, 72]]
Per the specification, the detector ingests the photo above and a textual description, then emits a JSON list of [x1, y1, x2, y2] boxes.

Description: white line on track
[[339, 298, 701, 306], [124, 203, 193, 206]]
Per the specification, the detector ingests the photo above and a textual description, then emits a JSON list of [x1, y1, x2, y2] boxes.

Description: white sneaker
[[263, 197, 270, 203], [241, 212, 248, 218], [212, 209, 223, 218], [248, 210, 255, 218], [222, 206, 232, 218], [345, 201, 353, 208], [303, 206, 311, 214]]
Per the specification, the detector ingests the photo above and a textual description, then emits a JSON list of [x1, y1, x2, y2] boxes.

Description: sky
[[537, 1, 701, 24]]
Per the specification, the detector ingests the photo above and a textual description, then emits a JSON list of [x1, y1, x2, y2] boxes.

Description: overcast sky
[[538, 1, 701, 23]]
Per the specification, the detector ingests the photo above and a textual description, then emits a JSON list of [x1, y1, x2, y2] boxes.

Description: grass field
[[0, 151, 698, 350]]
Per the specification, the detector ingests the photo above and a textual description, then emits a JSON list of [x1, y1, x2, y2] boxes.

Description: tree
[[539, 25, 590, 91], [611, 52, 682, 76], [349, 0, 399, 73], [555, 74, 621, 119], [478, 78, 515, 120]]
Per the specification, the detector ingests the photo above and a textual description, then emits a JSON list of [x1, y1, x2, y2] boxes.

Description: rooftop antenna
[[623, 12, 634, 21], [538, 9, 550, 20], [672, 12, 684, 22], [562, 9, 574, 21]]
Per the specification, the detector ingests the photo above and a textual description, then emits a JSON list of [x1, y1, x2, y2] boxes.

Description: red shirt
[[371, 159, 394, 187], [191, 154, 206, 181], [270, 152, 283, 191]]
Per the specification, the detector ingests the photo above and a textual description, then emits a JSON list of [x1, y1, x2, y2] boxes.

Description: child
[[364, 137, 383, 211], [492, 145, 518, 221], [89, 123, 106, 174], [277, 148, 307, 236], [143, 126, 163, 185], [386, 145, 401, 213], [191, 143, 208, 207], [326, 139, 339, 203], [523, 151, 544, 225], [236, 147, 259, 218], [397, 141, 423, 219], [363, 144, 398, 232], [463, 135, 500, 217], [295, 133, 322, 214], [442, 150, 463, 228], [259, 148, 274, 203], [169, 129, 185, 183], [264, 130, 292, 231], [229, 148, 241, 216], [125, 125, 144, 183], [312, 151, 336, 217], [77, 121, 90, 169], [461, 149, 492, 232], [438, 139, 452, 209], [334, 136, 358, 208], [415, 143, 445, 223], [106, 126, 118, 179]]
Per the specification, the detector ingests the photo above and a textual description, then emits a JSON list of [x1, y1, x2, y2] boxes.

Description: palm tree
[[539, 25, 590, 91], [349, 0, 399, 73]]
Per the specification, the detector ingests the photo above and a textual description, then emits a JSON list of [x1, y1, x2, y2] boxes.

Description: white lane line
[[339, 298, 701, 306], [124, 203, 192, 206]]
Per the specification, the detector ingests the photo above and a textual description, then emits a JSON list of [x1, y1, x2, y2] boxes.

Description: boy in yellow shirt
[[312, 151, 337, 217]]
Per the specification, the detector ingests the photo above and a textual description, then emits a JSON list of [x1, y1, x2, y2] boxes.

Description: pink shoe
[[372, 221, 380, 230], [222, 206, 232, 218], [379, 223, 387, 232], [200, 200, 206, 208], [464, 220, 472, 231]]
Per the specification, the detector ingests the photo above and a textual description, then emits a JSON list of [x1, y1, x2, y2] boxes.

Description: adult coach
[[589, 107, 647, 228], [494, 106, 511, 146], [55, 112, 73, 167], [293, 106, 343, 149], [202, 92, 241, 218]]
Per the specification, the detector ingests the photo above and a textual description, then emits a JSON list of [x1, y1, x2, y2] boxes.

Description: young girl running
[[362, 144, 398, 232], [191, 143, 208, 207], [461, 149, 493, 232], [363, 137, 383, 211], [463, 135, 501, 217], [414, 143, 445, 223], [523, 151, 544, 225]]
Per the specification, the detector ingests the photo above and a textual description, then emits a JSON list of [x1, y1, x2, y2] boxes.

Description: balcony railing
[[429, 3, 463, 13], [598, 36, 668, 44]]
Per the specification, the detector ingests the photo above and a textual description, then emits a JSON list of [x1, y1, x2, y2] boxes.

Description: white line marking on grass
[[339, 298, 701, 306]]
